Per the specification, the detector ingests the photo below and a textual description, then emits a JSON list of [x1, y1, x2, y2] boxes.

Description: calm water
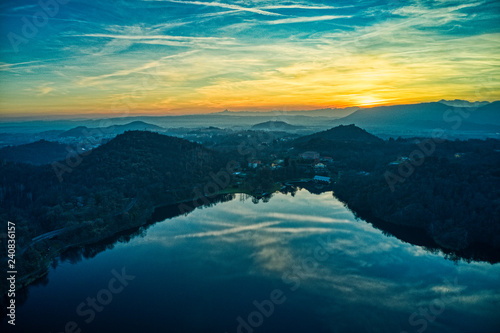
[[7, 190, 500, 332]]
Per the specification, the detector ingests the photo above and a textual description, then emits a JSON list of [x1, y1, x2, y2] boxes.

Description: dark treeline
[[0, 131, 229, 294], [1, 126, 500, 296], [0, 140, 69, 165], [296, 133, 500, 252]]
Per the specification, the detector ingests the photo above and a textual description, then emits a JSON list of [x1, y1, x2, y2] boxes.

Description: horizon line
[[0, 99, 496, 122]]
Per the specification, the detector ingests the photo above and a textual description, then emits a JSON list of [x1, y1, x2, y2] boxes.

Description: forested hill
[[58, 121, 165, 138], [292, 124, 383, 151], [60, 130, 223, 195], [0, 131, 230, 286], [295, 124, 382, 144], [251, 121, 304, 131], [0, 131, 228, 288], [0, 140, 68, 165], [1, 131, 226, 229]]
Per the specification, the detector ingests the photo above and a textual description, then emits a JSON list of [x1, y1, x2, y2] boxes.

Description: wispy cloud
[[261, 4, 349, 10], [175, 221, 281, 238], [149, 0, 282, 16], [37, 86, 54, 96], [78, 51, 198, 86], [1, 0, 499, 115], [262, 15, 351, 25], [78, 33, 234, 41]]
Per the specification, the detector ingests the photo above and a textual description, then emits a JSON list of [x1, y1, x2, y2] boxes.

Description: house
[[314, 163, 326, 169], [300, 151, 320, 160], [313, 175, 331, 184], [314, 162, 328, 174], [321, 156, 333, 163], [248, 160, 261, 168], [314, 163, 326, 171], [388, 156, 410, 165]]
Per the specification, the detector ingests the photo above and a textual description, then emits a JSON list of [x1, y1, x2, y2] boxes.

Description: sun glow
[[0, 1, 499, 117], [357, 97, 386, 107]]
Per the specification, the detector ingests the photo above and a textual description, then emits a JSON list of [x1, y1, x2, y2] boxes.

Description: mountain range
[[0, 100, 498, 140], [331, 101, 500, 129], [58, 121, 164, 138]]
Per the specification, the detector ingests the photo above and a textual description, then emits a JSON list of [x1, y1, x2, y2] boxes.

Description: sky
[[0, 0, 499, 117]]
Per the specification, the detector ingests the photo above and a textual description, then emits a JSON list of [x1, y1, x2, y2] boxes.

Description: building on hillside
[[388, 156, 410, 165], [248, 160, 261, 168], [313, 175, 331, 184], [314, 162, 327, 171], [300, 151, 320, 160], [321, 156, 333, 163]]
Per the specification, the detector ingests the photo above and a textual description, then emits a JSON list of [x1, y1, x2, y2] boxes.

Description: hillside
[[468, 101, 500, 124], [58, 126, 90, 138], [0, 140, 68, 165], [2, 131, 226, 222], [292, 124, 383, 152], [215, 107, 358, 118], [58, 121, 164, 138], [438, 99, 490, 108], [332, 102, 500, 129], [0, 131, 228, 290], [251, 121, 304, 131]]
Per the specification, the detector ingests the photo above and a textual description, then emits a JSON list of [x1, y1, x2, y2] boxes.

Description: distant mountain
[[0, 131, 228, 293], [1, 130, 226, 238], [58, 126, 90, 138], [109, 121, 164, 132], [467, 101, 500, 125], [216, 107, 358, 118], [251, 121, 305, 131], [0, 140, 68, 165], [59, 121, 164, 138], [294, 124, 383, 146], [332, 102, 500, 129], [438, 99, 490, 108]]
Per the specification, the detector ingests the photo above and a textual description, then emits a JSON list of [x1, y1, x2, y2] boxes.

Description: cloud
[[266, 212, 352, 224], [262, 15, 352, 25], [9, 4, 38, 12], [79, 33, 234, 41], [31, 83, 55, 96], [78, 51, 198, 86], [261, 4, 349, 10], [75, 33, 237, 49], [38, 86, 54, 96], [1, 0, 499, 115], [148, 0, 283, 16], [175, 221, 281, 238], [388, 1, 485, 27]]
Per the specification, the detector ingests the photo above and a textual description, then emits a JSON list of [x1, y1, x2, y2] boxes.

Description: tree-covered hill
[[0, 131, 228, 291], [251, 121, 305, 131], [330, 138, 500, 253], [294, 125, 383, 145], [0, 140, 68, 165]]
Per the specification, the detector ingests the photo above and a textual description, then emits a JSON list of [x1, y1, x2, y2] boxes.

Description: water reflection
[[4, 189, 500, 333]]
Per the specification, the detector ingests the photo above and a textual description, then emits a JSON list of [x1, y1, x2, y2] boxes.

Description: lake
[[6, 189, 500, 332]]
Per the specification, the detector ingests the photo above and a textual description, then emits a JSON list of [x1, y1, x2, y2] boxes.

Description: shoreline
[[3, 179, 499, 302]]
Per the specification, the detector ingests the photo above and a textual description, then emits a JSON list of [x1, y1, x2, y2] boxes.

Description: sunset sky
[[1, 0, 499, 117]]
